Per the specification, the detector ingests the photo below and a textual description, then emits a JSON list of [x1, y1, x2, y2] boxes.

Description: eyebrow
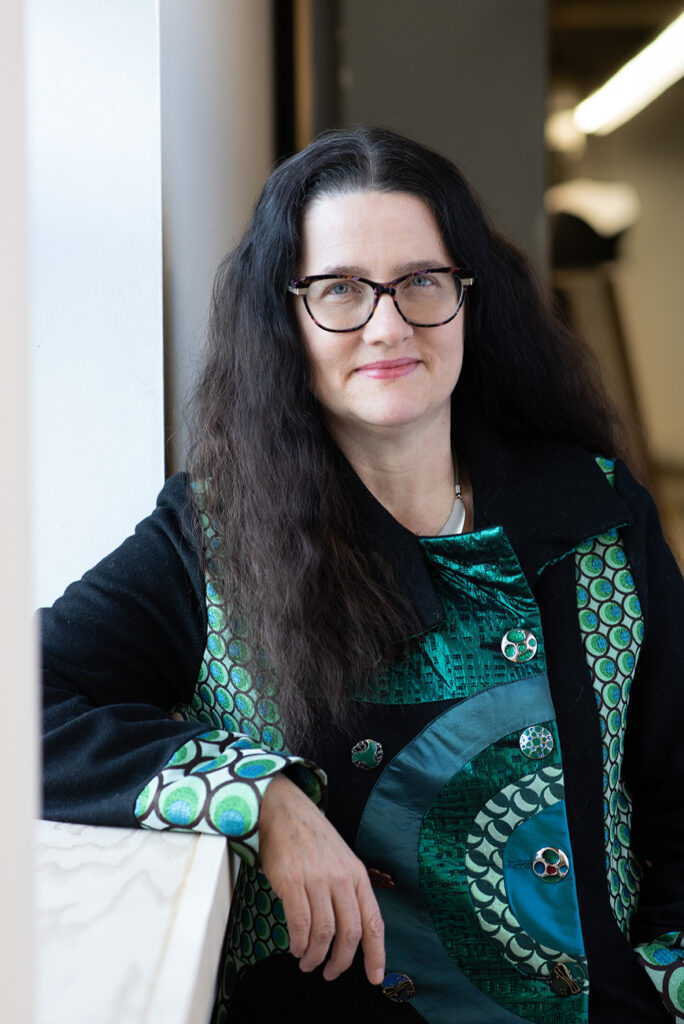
[[317, 259, 451, 278]]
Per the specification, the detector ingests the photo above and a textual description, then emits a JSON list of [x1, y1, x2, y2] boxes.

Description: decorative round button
[[351, 738, 383, 770], [548, 961, 584, 997], [381, 971, 416, 1002], [533, 847, 569, 881], [368, 868, 395, 889], [519, 725, 554, 760], [501, 628, 538, 663]]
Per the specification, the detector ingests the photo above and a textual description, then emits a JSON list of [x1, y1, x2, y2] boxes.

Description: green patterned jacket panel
[[132, 485, 327, 865]]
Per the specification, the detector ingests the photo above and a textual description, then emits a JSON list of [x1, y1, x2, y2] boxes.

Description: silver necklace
[[454, 456, 465, 508], [439, 459, 465, 535]]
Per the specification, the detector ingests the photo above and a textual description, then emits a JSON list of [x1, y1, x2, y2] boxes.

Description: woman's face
[[294, 190, 465, 449]]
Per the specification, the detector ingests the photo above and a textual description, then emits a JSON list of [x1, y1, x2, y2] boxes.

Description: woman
[[43, 127, 684, 1023]]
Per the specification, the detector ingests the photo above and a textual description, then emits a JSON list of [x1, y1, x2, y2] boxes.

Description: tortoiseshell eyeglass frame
[[287, 267, 475, 332]]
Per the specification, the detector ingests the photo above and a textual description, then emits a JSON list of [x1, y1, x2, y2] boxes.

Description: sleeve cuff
[[635, 931, 684, 1021], [134, 729, 327, 866]]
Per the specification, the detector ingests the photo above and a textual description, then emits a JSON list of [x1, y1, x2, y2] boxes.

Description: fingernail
[[371, 968, 384, 985]]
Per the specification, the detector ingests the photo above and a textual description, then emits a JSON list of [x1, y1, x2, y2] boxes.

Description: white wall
[[20, 1, 274, 1016], [1, 1, 37, 1019], [160, 0, 274, 471], [27, 0, 165, 609], [27, 0, 276, 599]]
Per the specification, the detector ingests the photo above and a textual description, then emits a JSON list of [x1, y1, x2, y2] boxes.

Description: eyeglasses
[[288, 267, 475, 333]]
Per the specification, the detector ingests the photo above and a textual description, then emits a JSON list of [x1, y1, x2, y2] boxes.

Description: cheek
[[435, 325, 464, 377], [300, 336, 340, 402], [298, 319, 353, 396], [295, 313, 324, 387]]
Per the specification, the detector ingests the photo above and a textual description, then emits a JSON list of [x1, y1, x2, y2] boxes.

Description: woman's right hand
[[258, 772, 385, 986]]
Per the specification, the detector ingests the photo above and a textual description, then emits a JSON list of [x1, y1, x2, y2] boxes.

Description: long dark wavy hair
[[188, 125, 621, 744]]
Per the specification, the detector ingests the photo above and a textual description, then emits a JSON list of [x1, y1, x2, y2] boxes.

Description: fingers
[[359, 885, 386, 986], [278, 865, 385, 985], [321, 888, 363, 981], [322, 875, 385, 986], [281, 884, 311, 960], [299, 887, 336, 973], [258, 774, 385, 985]]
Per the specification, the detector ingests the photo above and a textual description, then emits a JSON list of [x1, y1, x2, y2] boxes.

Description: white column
[[0, 1, 37, 1021], [27, 0, 166, 609]]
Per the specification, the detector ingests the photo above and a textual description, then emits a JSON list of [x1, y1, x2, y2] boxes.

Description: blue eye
[[318, 279, 365, 301], [410, 275, 433, 287]]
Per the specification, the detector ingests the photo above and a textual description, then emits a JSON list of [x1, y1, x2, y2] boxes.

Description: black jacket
[[42, 424, 684, 1022]]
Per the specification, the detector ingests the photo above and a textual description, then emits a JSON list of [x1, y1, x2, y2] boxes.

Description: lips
[[355, 358, 419, 380]]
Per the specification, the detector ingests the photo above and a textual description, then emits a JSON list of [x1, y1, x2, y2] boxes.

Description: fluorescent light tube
[[574, 11, 684, 135]]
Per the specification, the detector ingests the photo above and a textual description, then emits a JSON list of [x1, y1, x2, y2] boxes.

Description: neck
[[329, 415, 457, 535]]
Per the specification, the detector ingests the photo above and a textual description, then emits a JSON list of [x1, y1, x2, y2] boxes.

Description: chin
[[353, 406, 435, 432]]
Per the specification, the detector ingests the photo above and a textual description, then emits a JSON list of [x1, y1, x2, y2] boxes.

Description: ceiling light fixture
[[573, 11, 684, 135]]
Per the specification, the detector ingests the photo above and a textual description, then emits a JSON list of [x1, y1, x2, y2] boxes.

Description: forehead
[[298, 190, 451, 274]]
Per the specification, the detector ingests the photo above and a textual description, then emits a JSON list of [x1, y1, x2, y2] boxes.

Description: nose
[[361, 292, 413, 345]]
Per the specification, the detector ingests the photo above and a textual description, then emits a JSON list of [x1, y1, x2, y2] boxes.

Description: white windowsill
[[35, 820, 231, 1024]]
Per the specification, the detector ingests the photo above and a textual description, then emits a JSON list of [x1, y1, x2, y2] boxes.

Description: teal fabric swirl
[[356, 673, 587, 1023]]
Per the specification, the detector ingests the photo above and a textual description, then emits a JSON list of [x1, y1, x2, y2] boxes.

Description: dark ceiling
[[550, 0, 684, 95]]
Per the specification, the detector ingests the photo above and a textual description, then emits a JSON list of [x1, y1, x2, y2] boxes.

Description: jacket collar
[[459, 415, 632, 584], [344, 416, 632, 633]]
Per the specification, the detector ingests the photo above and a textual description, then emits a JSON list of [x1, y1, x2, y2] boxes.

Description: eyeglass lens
[[305, 271, 462, 331]]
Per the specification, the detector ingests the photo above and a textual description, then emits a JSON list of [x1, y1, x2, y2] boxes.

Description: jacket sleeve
[[42, 473, 325, 866], [617, 464, 684, 1018]]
